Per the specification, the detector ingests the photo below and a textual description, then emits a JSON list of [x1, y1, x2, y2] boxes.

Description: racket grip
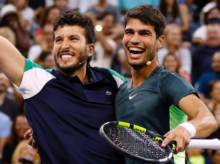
[[188, 139, 220, 150]]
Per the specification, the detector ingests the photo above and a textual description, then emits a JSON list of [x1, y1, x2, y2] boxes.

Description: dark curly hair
[[53, 11, 96, 44], [53, 12, 96, 65], [124, 4, 166, 39]]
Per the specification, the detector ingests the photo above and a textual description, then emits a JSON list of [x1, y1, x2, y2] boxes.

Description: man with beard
[[0, 12, 125, 163], [115, 5, 218, 164]]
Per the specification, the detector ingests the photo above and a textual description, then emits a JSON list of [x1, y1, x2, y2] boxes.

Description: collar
[[52, 67, 104, 85]]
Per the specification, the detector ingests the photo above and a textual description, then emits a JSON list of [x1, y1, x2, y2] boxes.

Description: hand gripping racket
[[99, 121, 220, 163]]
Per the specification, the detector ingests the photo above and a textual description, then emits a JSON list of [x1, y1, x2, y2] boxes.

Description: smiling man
[[0, 12, 126, 163], [115, 4, 218, 164]]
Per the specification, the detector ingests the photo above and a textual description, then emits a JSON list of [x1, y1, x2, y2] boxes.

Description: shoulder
[[92, 67, 127, 88], [15, 59, 55, 99], [96, 67, 127, 88], [158, 69, 191, 89]]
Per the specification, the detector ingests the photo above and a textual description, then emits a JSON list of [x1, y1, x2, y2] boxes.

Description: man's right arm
[[0, 36, 25, 87]]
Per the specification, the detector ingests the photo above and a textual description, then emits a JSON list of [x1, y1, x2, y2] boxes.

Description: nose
[[130, 33, 140, 45], [61, 39, 70, 50]]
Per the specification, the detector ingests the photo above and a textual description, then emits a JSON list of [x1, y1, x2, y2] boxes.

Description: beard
[[54, 48, 88, 75]]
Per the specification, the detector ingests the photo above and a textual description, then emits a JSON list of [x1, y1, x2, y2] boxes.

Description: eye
[[71, 37, 78, 41], [140, 32, 150, 36], [55, 38, 62, 42], [125, 31, 133, 34]]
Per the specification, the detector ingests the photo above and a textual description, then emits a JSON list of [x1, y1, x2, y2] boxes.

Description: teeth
[[129, 47, 143, 52], [61, 55, 72, 59]]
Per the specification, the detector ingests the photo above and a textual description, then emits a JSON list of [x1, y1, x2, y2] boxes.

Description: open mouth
[[59, 53, 75, 60], [129, 47, 144, 54]]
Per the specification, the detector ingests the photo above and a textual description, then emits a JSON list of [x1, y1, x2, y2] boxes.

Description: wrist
[[178, 122, 196, 138]]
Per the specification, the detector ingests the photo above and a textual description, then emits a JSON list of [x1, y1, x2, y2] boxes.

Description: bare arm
[[179, 4, 189, 32], [162, 94, 217, 153], [96, 31, 114, 55], [0, 36, 25, 86], [179, 94, 217, 137]]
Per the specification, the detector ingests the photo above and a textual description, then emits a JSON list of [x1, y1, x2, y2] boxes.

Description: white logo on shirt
[[129, 94, 137, 100], [106, 91, 112, 95]]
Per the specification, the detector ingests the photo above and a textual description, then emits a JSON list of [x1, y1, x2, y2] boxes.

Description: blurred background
[[0, 0, 220, 164]]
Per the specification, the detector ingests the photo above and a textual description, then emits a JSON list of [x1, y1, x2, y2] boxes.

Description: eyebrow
[[124, 28, 152, 34], [54, 34, 80, 39]]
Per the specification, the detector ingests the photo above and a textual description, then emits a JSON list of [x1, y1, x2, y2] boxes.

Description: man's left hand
[[161, 126, 191, 154]]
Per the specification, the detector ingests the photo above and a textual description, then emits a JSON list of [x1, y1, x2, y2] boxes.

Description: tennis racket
[[99, 121, 220, 163]]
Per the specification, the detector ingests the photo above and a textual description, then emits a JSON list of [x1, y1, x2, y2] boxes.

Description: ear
[[87, 44, 95, 58], [157, 35, 164, 49]]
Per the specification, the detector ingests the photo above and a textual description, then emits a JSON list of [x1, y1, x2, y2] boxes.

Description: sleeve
[[0, 113, 12, 138], [13, 58, 55, 99], [103, 68, 127, 88], [160, 73, 199, 108], [180, 48, 192, 74]]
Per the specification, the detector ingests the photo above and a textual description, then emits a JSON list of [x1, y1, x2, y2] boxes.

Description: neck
[[131, 60, 159, 88], [62, 64, 89, 84], [0, 92, 6, 106]]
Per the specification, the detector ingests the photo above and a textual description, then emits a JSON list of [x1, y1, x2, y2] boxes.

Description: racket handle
[[188, 139, 220, 150]]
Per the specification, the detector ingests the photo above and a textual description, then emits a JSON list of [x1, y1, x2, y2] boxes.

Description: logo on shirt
[[106, 91, 112, 95], [129, 94, 137, 100]]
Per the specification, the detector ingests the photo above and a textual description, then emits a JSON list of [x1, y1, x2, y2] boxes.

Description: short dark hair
[[124, 4, 166, 39], [53, 11, 96, 65], [54, 11, 96, 44]]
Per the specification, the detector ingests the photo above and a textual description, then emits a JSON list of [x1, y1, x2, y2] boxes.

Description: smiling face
[[15, 115, 30, 140], [123, 18, 164, 69], [53, 24, 93, 75], [165, 26, 181, 47], [163, 54, 178, 72]]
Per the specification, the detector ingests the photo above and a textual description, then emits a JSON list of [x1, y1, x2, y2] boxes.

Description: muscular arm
[[162, 94, 217, 153], [0, 36, 25, 86], [179, 94, 217, 138]]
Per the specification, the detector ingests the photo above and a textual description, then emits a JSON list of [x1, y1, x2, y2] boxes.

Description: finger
[[161, 136, 172, 147], [24, 129, 32, 139], [32, 139, 37, 149], [28, 136, 33, 146], [175, 139, 185, 153]]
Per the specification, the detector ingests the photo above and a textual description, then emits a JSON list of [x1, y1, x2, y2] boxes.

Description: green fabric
[[25, 58, 52, 74], [189, 155, 205, 164], [170, 105, 188, 164], [103, 67, 127, 82]]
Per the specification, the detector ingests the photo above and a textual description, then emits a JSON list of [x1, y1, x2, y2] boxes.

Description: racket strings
[[105, 126, 170, 160]]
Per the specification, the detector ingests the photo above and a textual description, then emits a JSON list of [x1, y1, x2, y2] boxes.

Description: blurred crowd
[[0, 0, 220, 164]]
